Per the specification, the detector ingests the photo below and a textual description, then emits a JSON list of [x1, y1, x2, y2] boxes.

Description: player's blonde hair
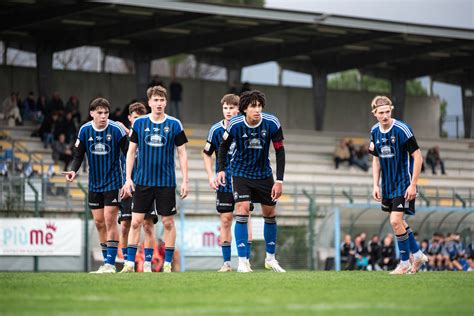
[[371, 96, 394, 113]]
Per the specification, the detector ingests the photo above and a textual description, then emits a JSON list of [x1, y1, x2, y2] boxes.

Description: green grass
[[1, 271, 473, 316]]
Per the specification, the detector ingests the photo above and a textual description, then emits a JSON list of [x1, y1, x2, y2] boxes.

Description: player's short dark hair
[[239, 90, 266, 114], [89, 97, 110, 112], [220, 94, 239, 106], [129, 102, 147, 115], [147, 85, 167, 100]]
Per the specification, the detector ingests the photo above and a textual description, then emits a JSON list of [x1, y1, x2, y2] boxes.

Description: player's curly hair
[[371, 95, 394, 113], [239, 90, 266, 114]]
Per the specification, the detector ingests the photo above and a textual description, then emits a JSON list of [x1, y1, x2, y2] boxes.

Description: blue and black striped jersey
[[225, 113, 283, 180], [203, 120, 235, 192], [76, 120, 127, 192], [130, 114, 188, 187], [369, 119, 419, 199]]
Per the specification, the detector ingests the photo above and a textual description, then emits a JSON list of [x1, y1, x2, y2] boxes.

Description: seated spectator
[[36, 95, 47, 120], [354, 235, 369, 270], [65, 96, 81, 126], [445, 233, 463, 271], [46, 92, 65, 116], [353, 144, 369, 172], [465, 241, 474, 271], [54, 111, 77, 144], [22, 91, 40, 122], [368, 234, 382, 271], [420, 239, 430, 271], [425, 146, 446, 175], [334, 139, 351, 169], [4, 93, 22, 127], [428, 233, 448, 271], [39, 112, 59, 149], [380, 234, 397, 271], [340, 234, 356, 270], [52, 133, 73, 171]]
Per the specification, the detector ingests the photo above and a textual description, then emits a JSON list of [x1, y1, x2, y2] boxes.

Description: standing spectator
[[425, 146, 446, 175], [39, 112, 59, 148], [169, 77, 183, 119], [340, 234, 356, 270], [368, 234, 382, 271], [380, 234, 397, 271], [52, 133, 73, 171], [334, 139, 350, 169], [65, 95, 81, 126], [54, 111, 77, 144], [46, 92, 65, 116]]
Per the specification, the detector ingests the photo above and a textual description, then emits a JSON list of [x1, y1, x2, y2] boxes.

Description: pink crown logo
[[46, 222, 57, 232]]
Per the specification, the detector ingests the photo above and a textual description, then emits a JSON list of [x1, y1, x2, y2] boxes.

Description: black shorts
[[232, 176, 276, 206], [216, 191, 255, 213], [381, 196, 415, 215], [133, 185, 177, 216], [88, 190, 120, 210], [118, 197, 158, 224]]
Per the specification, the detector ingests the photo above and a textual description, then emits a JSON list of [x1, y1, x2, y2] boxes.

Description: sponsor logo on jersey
[[228, 142, 236, 155], [379, 145, 394, 158], [96, 136, 103, 141], [145, 134, 166, 147], [90, 143, 111, 155], [245, 138, 264, 149]]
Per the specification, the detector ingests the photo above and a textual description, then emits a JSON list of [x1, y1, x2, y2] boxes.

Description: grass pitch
[[1, 271, 473, 316]]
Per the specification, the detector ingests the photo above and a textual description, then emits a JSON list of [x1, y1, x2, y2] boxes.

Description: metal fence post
[[334, 207, 341, 272], [78, 183, 89, 272], [27, 180, 39, 272]]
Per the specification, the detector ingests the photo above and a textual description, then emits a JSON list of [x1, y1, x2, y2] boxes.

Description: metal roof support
[[36, 44, 53, 98], [311, 64, 327, 131], [134, 51, 151, 101], [462, 72, 474, 138], [391, 74, 406, 120], [226, 63, 242, 90]]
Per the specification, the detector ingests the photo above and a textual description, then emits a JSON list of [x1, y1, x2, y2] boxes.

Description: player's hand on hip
[[271, 182, 283, 201], [372, 185, 381, 202], [121, 180, 134, 199], [62, 171, 76, 182], [180, 181, 188, 199], [208, 176, 218, 190], [404, 184, 417, 202], [215, 171, 226, 187]]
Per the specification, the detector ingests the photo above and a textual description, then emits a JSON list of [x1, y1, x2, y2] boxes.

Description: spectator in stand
[[425, 146, 446, 175], [2, 92, 22, 126], [36, 95, 47, 119], [334, 139, 351, 169], [65, 95, 81, 126], [227, 82, 238, 95], [39, 111, 59, 148], [380, 234, 397, 271], [22, 91, 37, 121], [239, 82, 251, 95], [54, 111, 77, 144], [428, 233, 448, 271], [340, 234, 356, 270], [465, 241, 474, 271], [169, 77, 183, 119], [368, 234, 382, 271], [354, 235, 369, 270], [419, 239, 430, 271], [353, 144, 370, 172], [445, 233, 464, 271], [110, 108, 122, 122], [52, 133, 73, 171], [46, 92, 65, 116]]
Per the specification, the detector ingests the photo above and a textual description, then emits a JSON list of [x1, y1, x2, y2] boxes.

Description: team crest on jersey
[[261, 129, 267, 137], [164, 126, 170, 133], [245, 138, 264, 149], [145, 134, 166, 147], [390, 135, 396, 144], [106, 134, 112, 142], [90, 143, 111, 155], [379, 145, 394, 158]]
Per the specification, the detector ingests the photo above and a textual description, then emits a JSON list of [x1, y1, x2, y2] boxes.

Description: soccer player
[[118, 102, 158, 273], [203, 94, 254, 272], [63, 97, 128, 273], [120, 86, 189, 273], [368, 95, 428, 274], [216, 90, 286, 273]]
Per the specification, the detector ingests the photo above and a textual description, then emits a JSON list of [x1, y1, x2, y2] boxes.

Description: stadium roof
[[1, 0, 473, 84]]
